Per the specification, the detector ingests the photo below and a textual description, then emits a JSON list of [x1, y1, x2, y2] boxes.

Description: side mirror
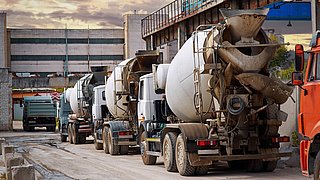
[[295, 44, 304, 72], [292, 72, 303, 86]]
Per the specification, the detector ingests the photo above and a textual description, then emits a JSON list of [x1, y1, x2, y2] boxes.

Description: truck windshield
[[316, 53, 320, 80]]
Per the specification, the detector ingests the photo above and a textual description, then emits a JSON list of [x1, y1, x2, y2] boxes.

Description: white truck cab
[[92, 85, 106, 121], [138, 73, 163, 123]]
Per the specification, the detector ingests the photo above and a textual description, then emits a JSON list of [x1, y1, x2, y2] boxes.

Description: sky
[[0, 0, 171, 29]]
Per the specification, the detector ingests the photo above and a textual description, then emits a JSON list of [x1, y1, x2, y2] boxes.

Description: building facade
[[9, 29, 124, 76]]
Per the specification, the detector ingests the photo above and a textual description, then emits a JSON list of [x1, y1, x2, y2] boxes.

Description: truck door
[[138, 79, 146, 122], [300, 52, 320, 137]]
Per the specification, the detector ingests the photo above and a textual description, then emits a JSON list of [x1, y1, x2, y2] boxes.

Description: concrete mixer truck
[[99, 50, 161, 155], [136, 8, 293, 176], [64, 67, 109, 144]]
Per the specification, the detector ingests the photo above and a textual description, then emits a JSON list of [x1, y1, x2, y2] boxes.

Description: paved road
[[0, 121, 310, 180]]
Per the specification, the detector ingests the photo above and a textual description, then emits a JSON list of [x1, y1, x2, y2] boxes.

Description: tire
[[103, 127, 109, 154], [195, 166, 209, 175], [61, 135, 67, 142], [228, 160, 248, 170], [79, 135, 86, 144], [108, 128, 119, 155], [94, 133, 103, 150], [72, 123, 80, 144], [46, 126, 55, 132], [262, 160, 278, 172], [23, 125, 30, 132], [163, 132, 178, 172], [120, 146, 129, 155], [175, 134, 196, 176], [140, 131, 157, 165], [247, 159, 263, 172], [314, 151, 320, 180], [68, 124, 73, 144]]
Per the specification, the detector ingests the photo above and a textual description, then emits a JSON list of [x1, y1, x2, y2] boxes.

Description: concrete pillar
[[0, 13, 7, 68], [311, 0, 320, 33], [178, 22, 187, 50], [2, 145, 14, 158], [0, 68, 12, 131], [0, 138, 6, 155], [11, 164, 35, 180], [124, 14, 147, 59]]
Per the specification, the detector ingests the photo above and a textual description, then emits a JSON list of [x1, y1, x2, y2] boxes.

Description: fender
[[105, 121, 129, 138], [162, 123, 209, 146]]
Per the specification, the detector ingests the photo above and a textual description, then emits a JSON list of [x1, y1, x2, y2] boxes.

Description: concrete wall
[[124, 14, 146, 59], [156, 40, 178, 64], [0, 68, 12, 130], [279, 87, 299, 147]]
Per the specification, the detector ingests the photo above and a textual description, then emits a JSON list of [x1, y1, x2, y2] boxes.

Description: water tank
[[165, 31, 219, 123]]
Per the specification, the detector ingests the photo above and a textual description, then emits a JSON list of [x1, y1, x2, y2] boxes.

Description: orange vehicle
[[292, 32, 320, 179]]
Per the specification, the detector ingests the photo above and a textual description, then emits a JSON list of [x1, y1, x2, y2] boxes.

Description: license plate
[[29, 121, 36, 123]]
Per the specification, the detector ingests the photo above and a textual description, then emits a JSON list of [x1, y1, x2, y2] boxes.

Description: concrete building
[[0, 13, 146, 77], [124, 14, 147, 59], [9, 29, 124, 76]]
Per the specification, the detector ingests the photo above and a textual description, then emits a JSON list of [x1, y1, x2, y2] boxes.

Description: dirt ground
[[0, 121, 311, 180]]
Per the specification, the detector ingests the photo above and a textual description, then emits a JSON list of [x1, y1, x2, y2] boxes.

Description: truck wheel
[[61, 135, 67, 142], [195, 166, 209, 175], [79, 135, 86, 144], [228, 160, 247, 170], [68, 124, 73, 144], [108, 128, 119, 155], [46, 126, 56, 132], [262, 160, 278, 172], [103, 127, 109, 154], [72, 123, 80, 144], [163, 132, 178, 172], [314, 151, 320, 180], [175, 133, 196, 176], [120, 146, 129, 155], [140, 131, 157, 165], [23, 125, 30, 132], [94, 133, 103, 150], [247, 159, 263, 172]]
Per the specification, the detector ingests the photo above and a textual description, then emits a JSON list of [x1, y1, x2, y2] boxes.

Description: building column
[[311, 0, 320, 33], [178, 22, 187, 50]]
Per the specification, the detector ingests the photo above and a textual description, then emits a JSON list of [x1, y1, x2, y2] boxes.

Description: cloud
[[0, 0, 172, 29]]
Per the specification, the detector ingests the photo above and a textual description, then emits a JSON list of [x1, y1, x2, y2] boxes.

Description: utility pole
[[311, 0, 320, 33], [64, 25, 69, 77], [87, 25, 90, 73]]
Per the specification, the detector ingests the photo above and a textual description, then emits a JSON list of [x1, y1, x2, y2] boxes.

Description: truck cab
[[92, 85, 107, 122], [292, 31, 320, 179], [137, 73, 163, 126]]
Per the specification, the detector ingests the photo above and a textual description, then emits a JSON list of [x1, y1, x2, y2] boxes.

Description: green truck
[[23, 96, 56, 132]]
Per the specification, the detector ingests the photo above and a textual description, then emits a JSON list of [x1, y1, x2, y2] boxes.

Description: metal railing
[[141, 0, 224, 38]]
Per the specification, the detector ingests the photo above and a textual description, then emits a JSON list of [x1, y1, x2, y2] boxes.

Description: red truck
[[292, 32, 320, 179]]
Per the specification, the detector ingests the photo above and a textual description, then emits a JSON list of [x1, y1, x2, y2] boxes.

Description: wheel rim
[[176, 140, 184, 168], [108, 131, 112, 152], [164, 139, 170, 164]]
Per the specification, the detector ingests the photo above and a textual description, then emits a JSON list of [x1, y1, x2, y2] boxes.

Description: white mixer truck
[[136, 8, 293, 176], [100, 50, 160, 155], [64, 67, 108, 144]]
